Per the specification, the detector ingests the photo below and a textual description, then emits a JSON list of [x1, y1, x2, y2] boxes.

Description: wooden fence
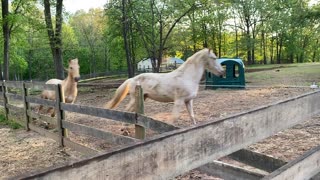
[[13, 89, 320, 180], [4, 81, 320, 179], [0, 81, 178, 155]]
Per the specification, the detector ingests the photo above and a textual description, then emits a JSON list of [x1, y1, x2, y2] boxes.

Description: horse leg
[[185, 99, 196, 124], [171, 99, 184, 123], [37, 105, 44, 114], [47, 107, 56, 117]]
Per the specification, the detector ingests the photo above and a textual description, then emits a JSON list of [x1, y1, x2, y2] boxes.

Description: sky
[[64, 0, 108, 13], [63, 0, 320, 13], [309, 0, 320, 6]]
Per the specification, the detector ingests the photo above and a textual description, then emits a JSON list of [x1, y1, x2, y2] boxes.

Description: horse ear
[[208, 48, 211, 54]]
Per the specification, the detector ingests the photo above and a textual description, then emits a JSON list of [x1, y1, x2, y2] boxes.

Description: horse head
[[205, 49, 224, 76], [68, 58, 81, 82]]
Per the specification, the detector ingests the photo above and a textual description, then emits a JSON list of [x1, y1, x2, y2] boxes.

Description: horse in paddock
[[106, 49, 224, 124], [39, 58, 80, 117], [106, 48, 224, 124]]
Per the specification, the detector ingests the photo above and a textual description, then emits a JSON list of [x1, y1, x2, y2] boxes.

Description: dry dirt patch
[[0, 128, 83, 179]]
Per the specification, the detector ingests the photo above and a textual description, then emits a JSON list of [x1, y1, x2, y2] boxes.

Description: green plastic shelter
[[205, 58, 245, 89]]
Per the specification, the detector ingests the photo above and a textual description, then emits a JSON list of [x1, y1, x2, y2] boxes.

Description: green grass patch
[[0, 114, 23, 129], [245, 63, 296, 70], [245, 63, 320, 86], [28, 89, 42, 95]]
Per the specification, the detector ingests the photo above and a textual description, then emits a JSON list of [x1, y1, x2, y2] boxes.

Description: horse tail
[[106, 79, 131, 109]]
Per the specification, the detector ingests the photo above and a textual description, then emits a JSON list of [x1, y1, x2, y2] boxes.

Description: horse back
[[40, 79, 62, 100], [45, 79, 63, 85]]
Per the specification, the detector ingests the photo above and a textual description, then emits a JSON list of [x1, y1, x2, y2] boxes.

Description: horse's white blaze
[[106, 48, 224, 124]]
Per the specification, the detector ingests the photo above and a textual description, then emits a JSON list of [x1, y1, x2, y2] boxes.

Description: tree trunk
[[2, 0, 9, 80], [92, 51, 96, 77], [218, 20, 222, 58], [289, 53, 294, 63], [121, 0, 134, 77], [251, 29, 256, 64], [270, 37, 274, 64], [276, 35, 279, 64], [312, 39, 318, 62], [129, 20, 136, 74], [276, 35, 283, 64], [157, 15, 163, 73], [233, 14, 239, 58], [262, 31, 267, 64], [28, 49, 33, 80], [202, 23, 208, 48], [300, 36, 308, 63], [44, 0, 64, 79], [104, 45, 110, 72], [189, 12, 197, 52], [212, 30, 217, 54], [246, 28, 252, 64]]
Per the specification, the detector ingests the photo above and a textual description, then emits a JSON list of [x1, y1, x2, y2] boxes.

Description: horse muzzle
[[219, 70, 225, 76], [74, 77, 81, 82]]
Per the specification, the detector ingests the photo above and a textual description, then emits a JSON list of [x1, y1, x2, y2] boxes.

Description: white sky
[[309, 0, 320, 6], [64, 0, 108, 13], [63, 0, 319, 13]]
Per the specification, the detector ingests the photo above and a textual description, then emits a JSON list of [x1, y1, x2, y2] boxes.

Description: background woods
[[0, 0, 320, 80]]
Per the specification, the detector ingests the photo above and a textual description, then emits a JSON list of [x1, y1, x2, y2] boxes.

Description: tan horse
[[106, 48, 224, 124], [39, 58, 80, 117]]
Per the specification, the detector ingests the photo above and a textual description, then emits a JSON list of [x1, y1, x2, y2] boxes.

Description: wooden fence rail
[[62, 121, 138, 144], [0, 80, 176, 155], [14, 89, 320, 180]]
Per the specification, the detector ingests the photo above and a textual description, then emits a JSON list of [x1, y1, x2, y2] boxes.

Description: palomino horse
[[106, 48, 224, 124], [39, 58, 80, 117]]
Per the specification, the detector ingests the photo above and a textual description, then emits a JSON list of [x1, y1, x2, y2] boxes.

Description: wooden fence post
[[22, 82, 30, 130], [1, 81, 9, 120], [55, 84, 65, 147], [135, 85, 145, 139]]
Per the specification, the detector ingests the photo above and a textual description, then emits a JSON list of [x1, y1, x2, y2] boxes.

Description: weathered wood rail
[[12, 88, 320, 179], [0, 81, 177, 156], [3, 80, 320, 179]]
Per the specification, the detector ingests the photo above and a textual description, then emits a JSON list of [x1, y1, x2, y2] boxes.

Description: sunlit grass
[[246, 63, 320, 86]]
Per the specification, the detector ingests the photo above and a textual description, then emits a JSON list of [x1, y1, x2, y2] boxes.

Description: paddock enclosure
[[1, 63, 320, 179]]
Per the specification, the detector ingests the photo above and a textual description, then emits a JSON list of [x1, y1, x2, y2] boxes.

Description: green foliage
[[0, 113, 22, 129], [1, 0, 320, 81]]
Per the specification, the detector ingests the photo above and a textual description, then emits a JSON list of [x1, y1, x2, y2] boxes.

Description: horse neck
[[62, 74, 77, 91], [174, 57, 205, 83]]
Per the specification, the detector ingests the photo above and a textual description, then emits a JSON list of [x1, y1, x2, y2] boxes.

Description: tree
[[130, 0, 196, 72], [1, 0, 9, 80], [1, 0, 26, 80], [121, 0, 135, 77], [43, 0, 64, 79], [69, 8, 107, 77]]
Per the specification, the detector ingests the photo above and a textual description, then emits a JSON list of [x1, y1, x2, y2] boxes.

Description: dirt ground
[[1, 69, 320, 179]]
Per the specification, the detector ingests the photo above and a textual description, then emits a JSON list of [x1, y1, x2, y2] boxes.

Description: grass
[[246, 63, 320, 86], [0, 113, 22, 129], [246, 62, 320, 69]]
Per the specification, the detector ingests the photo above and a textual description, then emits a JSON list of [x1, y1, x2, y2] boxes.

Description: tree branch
[[9, 0, 23, 34], [162, 3, 196, 47]]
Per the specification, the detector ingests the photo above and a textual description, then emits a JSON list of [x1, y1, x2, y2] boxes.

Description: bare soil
[[1, 71, 320, 179]]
